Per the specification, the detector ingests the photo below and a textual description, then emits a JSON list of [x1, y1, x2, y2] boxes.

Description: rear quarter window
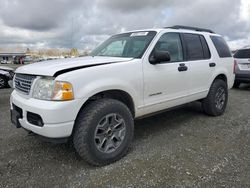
[[210, 36, 232, 58]]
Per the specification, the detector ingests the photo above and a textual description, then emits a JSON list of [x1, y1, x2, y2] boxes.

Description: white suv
[[10, 26, 235, 166]]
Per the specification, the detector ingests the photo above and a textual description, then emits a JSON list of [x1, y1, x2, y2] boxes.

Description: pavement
[[0, 86, 250, 187]]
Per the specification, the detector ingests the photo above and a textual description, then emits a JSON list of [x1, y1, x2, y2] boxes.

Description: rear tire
[[202, 79, 228, 116], [0, 75, 7, 89], [73, 99, 134, 166]]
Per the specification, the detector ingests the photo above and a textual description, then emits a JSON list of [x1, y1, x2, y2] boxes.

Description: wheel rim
[[94, 113, 126, 153], [215, 87, 226, 110], [0, 77, 5, 88]]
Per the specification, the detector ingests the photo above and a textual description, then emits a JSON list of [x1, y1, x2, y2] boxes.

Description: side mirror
[[149, 50, 171, 64]]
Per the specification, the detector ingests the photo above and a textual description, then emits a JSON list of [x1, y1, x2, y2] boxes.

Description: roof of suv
[[125, 25, 220, 36], [165, 25, 215, 33]]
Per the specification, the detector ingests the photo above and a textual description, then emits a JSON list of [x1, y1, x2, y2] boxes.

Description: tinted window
[[210, 36, 232, 58], [200, 36, 211, 59], [154, 33, 183, 62], [127, 40, 149, 58], [183, 34, 204, 60], [234, 49, 250, 59]]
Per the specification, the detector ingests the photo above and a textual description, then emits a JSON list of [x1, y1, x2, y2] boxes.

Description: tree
[[70, 48, 79, 57]]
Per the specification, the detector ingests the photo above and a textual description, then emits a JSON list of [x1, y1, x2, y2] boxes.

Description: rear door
[[181, 33, 213, 95]]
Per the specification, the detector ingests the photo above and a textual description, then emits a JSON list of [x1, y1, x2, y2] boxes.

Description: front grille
[[14, 74, 36, 95]]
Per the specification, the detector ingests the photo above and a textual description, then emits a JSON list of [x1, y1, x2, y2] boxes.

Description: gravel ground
[[0, 86, 250, 187]]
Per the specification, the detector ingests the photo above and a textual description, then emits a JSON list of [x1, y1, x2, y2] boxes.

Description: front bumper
[[10, 90, 85, 138]]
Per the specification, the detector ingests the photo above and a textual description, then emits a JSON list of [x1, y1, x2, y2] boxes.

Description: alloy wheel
[[94, 113, 126, 153], [215, 87, 226, 110]]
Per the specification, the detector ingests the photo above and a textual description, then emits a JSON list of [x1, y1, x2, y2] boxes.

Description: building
[[0, 52, 26, 64]]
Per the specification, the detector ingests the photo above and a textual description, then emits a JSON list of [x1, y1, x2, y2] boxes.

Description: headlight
[[32, 77, 74, 101]]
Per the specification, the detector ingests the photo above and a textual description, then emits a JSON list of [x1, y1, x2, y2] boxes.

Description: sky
[[0, 0, 249, 51]]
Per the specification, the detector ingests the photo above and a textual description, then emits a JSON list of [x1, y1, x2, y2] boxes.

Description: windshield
[[90, 31, 157, 58], [234, 49, 250, 59]]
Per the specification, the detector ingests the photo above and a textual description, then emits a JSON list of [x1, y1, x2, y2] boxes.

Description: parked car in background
[[0, 66, 14, 89], [24, 56, 33, 64], [233, 46, 250, 87], [1, 60, 8, 64]]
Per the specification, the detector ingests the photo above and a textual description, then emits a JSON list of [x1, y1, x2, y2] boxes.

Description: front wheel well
[[0, 74, 7, 80], [0, 74, 7, 88], [79, 90, 135, 118]]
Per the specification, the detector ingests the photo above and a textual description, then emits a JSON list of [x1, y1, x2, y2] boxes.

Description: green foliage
[[70, 48, 79, 57]]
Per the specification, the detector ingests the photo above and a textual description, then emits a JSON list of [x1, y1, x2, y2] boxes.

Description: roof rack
[[165, 25, 215, 34]]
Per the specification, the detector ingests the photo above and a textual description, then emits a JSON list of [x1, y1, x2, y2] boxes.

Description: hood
[[15, 56, 133, 76], [0, 66, 14, 71]]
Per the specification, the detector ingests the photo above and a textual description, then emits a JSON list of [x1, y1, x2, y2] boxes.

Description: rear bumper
[[235, 71, 250, 83], [10, 90, 86, 138]]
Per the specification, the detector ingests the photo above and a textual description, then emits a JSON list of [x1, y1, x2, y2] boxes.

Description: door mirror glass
[[149, 50, 171, 64]]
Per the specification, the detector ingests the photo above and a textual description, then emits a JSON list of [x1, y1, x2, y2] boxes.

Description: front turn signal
[[52, 81, 74, 101]]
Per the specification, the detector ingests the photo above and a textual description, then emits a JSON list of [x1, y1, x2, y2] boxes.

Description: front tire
[[202, 79, 228, 116], [73, 99, 134, 166], [0, 75, 7, 89]]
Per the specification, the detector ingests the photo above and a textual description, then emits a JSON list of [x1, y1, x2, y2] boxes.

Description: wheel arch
[[70, 89, 135, 138], [77, 89, 135, 119], [214, 74, 227, 84]]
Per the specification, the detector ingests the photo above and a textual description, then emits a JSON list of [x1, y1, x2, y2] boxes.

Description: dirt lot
[[0, 86, 250, 187]]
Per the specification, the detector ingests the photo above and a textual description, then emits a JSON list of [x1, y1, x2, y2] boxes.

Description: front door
[[142, 32, 190, 114]]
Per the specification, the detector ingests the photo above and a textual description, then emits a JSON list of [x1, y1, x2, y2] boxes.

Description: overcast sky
[[0, 0, 249, 51]]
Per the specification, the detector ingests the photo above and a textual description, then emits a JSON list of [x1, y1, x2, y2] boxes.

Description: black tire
[[0, 75, 7, 89], [73, 99, 134, 166], [233, 81, 240, 88], [202, 79, 228, 116]]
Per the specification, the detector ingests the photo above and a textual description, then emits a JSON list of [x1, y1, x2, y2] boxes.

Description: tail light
[[233, 59, 237, 74]]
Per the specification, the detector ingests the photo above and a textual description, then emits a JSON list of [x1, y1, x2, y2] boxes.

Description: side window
[[200, 36, 211, 59], [210, 36, 232, 58], [154, 33, 184, 62], [126, 39, 148, 58], [183, 33, 204, 60]]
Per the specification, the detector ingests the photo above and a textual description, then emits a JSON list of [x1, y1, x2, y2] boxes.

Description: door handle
[[178, 63, 188, 72], [209, 62, 216, 67]]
